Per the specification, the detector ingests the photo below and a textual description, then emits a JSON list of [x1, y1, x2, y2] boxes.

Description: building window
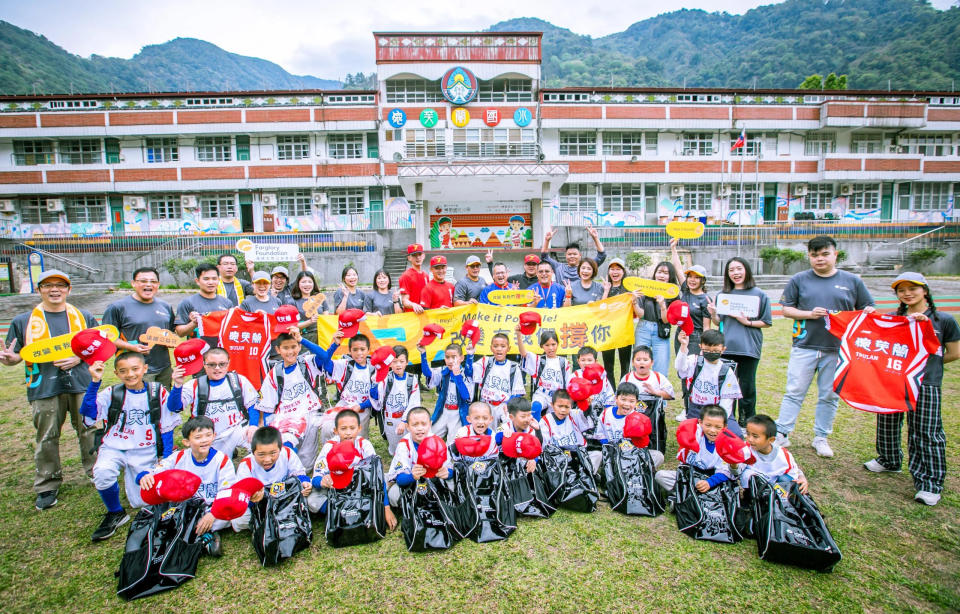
[[329, 188, 365, 215], [558, 184, 596, 212], [196, 137, 232, 162], [185, 97, 233, 106], [476, 79, 534, 102], [278, 190, 312, 216], [804, 132, 836, 155], [729, 132, 761, 156], [850, 133, 883, 154], [49, 100, 97, 109], [13, 140, 55, 166], [559, 132, 596, 156], [405, 129, 445, 158], [200, 193, 237, 218], [602, 184, 644, 212], [145, 138, 178, 163], [65, 195, 107, 224], [148, 194, 182, 220], [683, 184, 713, 211], [602, 132, 645, 156], [452, 128, 535, 157], [730, 183, 760, 210], [805, 184, 834, 210], [58, 139, 102, 164], [681, 133, 714, 156], [385, 79, 443, 103], [19, 197, 61, 224], [276, 135, 309, 160], [327, 134, 363, 159], [898, 134, 953, 156], [913, 183, 952, 210], [849, 183, 880, 209]]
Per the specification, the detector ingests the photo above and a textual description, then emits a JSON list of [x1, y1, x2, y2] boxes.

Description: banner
[[316, 293, 636, 364]]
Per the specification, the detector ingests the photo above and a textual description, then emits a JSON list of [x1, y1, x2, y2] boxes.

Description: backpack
[[335, 359, 356, 403], [475, 358, 519, 403], [686, 355, 737, 399], [195, 372, 247, 420], [386, 372, 417, 407], [270, 359, 320, 411], [531, 356, 567, 397], [93, 382, 164, 458]]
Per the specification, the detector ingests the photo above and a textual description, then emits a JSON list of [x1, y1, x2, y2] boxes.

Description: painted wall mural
[[427, 202, 532, 249]]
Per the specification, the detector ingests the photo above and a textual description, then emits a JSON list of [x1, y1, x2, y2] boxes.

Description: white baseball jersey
[[740, 445, 800, 483], [573, 367, 616, 410], [258, 358, 324, 417], [599, 407, 638, 443], [375, 373, 421, 421], [180, 374, 260, 436], [539, 412, 588, 448], [312, 435, 377, 480], [425, 368, 474, 409], [86, 385, 178, 451], [386, 433, 436, 482], [521, 354, 573, 406], [329, 359, 373, 410], [674, 352, 741, 415], [236, 446, 307, 484], [676, 425, 732, 477], [474, 357, 525, 408], [619, 370, 675, 401], [155, 448, 236, 503]]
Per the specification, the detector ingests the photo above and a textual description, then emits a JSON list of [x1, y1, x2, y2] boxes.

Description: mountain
[[0, 21, 341, 95], [490, 0, 960, 90]]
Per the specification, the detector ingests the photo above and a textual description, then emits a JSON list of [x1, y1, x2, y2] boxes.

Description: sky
[[0, 0, 956, 80]]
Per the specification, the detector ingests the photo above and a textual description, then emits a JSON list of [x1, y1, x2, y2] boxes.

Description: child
[[140, 416, 236, 556], [371, 345, 421, 455], [620, 345, 675, 403], [174, 347, 260, 460], [472, 333, 525, 426], [304, 330, 375, 440], [420, 342, 474, 444], [232, 426, 313, 531], [81, 353, 182, 541], [739, 415, 808, 493], [674, 329, 743, 436], [256, 329, 325, 469], [516, 327, 573, 421], [496, 397, 539, 475], [539, 390, 589, 449], [574, 347, 616, 409], [595, 383, 665, 471], [654, 405, 732, 495], [454, 402, 500, 458], [386, 407, 453, 506]]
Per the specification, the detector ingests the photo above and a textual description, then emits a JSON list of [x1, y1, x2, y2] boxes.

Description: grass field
[[0, 318, 957, 613]]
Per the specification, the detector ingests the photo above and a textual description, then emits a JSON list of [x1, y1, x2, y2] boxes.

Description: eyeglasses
[[133, 279, 159, 284], [39, 283, 69, 290], [204, 362, 229, 368]]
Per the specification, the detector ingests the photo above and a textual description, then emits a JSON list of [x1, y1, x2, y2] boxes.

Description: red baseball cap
[[623, 411, 652, 449], [271, 305, 301, 336], [70, 328, 117, 365], [518, 311, 541, 336], [210, 477, 264, 520], [566, 377, 592, 410], [369, 345, 396, 383], [407, 243, 424, 255], [140, 469, 202, 506], [417, 435, 448, 478], [524, 254, 541, 265], [667, 300, 695, 337], [454, 434, 493, 458], [338, 309, 366, 337], [173, 338, 209, 376], [581, 364, 605, 396], [420, 323, 445, 347], [502, 432, 542, 460], [715, 428, 756, 465], [430, 255, 447, 268], [327, 440, 360, 489], [676, 418, 700, 453], [459, 319, 481, 346]]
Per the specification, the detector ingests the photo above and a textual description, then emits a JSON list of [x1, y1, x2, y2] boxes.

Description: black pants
[[602, 345, 631, 388], [726, 354, 759, 426]]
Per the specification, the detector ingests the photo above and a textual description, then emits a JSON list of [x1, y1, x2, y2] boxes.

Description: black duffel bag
[[500, 455, 556, 519], [398, 475, 476, 552], [250, 478, 312, 566], [539, 445, 599, 513], [450, 452, 516, 543], [673, 465, 743, 544], [640, 399, 667, 455], [601, 442, 665, 517], [325, 457, 388, 548]]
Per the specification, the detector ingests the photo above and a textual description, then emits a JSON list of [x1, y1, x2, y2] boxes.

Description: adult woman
[[707, 257, 771, 427], [364, 269, 402, 316], [334, 266, 365, 314], [562, 258, 609, 307], [287, 271, 328, 343], [602, 257, 632, 387], [634, 261, 679, 376]]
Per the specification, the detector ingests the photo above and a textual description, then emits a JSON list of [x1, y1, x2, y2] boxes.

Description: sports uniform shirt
[[313, 435, 377, 480], [156, 448, 236, 503], [539, 412, 588, 447], [420, 279, 455, 310], [237, 446, 308, 485], [258, 357, 324, 417], [619, 370, 676, 401], [781, 269, 874, 351], [398, 268, 429, 311], [522, 354, 573, 402], [474, 357, 525, 408], [598, 407, 635, 443], [200, 308, 272, 389], [741, 445, 800, 483], [674, 353, 741, 415], [676, 425, 732, 478], [327, 358, 373, 410], [83, 384, 178, 451], [374, 372, 422, 420], [453, 426, 499, 458], [827, 310, 940, 413], [179, 374, 260, 436], [573, 367, 616, 410], [102, 295, 175, 373], [530, 283, 565, 309]]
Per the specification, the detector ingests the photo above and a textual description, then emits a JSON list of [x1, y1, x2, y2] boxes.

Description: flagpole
[[719, 134, 726, 225], [737, 141, 745, 257]]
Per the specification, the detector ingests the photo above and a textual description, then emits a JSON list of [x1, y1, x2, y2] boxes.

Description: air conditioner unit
[[0, 200, 15, 213], [793, 183, 808, 197], [261, 193, 277, 208], [123, 196, 146, 210], [682, 148, 696, 156], [311, 192, 328, 206], [717, 185, 730, 198], [46, 199, 64, 212], [839, 183, 854, 196], [670, 185, 685, 198], [181, 195, 198, 209]]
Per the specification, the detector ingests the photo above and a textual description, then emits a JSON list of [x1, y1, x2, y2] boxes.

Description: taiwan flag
[[731, 129, 746, 151]]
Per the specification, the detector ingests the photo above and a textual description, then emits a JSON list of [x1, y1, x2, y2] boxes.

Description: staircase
[[133, 236, 202, 271], [2, 240, 102, 283], [381, 249, 409, 281]]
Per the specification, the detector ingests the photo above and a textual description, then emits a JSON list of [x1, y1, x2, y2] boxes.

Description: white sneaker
[[811, 436, 834, 458], [914, 491, 941, 506], [775, 432, 791, 448], [674, 412, 686, 422], [864, 459, 900, 473]]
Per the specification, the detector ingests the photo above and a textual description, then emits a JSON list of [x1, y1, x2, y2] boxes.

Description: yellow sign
[[315, 293, 636, 364], [451, 108, 470, 127], [666, 221, 705, 239], [302, 293, 327, 318], [622, 277, 680, 299], [20, 324, 119, 363], [486, 289, 536, 306], [138, 327, 181, 348], [235, 238, 254, 253]]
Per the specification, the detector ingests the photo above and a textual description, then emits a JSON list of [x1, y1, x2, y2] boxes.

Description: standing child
[[420, 342, 474, 444], [516, 327, 573, 421], [371, 346, 421, 455], [304, 330, 375, 440], [472, 333, 525, 426], [674, 329, 743, 436]]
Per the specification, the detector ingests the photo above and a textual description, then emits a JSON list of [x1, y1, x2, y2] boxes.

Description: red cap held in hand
[[518, 311, 541, 336], [271, 305, 301, 336], [417, 435, 448, 478], [420, 323, 445, 347], [454, 434, 492, 458], [327, 440, 360, 489], [566, 377, 593, 411], [623, 411, 652, 449], [210, 477, 264, 520], [70, 328, 117, 365], [338, 309, 366, 337], [667, 300, 695, 337], [502, 432, 542, 460], [676, 418, 701, 453], [459, 319, 481, 346], [140, 469, 202, 506], [715, 428, 756, 465], [369, 345, 396, 384], [173, 338, 209, 376], [581, 363, 605, 396]]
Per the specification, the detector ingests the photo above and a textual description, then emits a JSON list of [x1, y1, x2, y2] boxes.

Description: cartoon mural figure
[[429, 216, 454, 249], [504, 214, 532, 248]]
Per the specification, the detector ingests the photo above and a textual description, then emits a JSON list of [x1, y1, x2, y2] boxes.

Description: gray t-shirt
[[913, 309, 960, 388], [175, 294, 234, 326], [219, 279, 254, 307], [569, 280, 604, 306], [102, 295, 175, 373], [333, 288, 366, 312], [541, 251, 608, 286], [6, 308, 98, 402], [453, 277, 487, 303], [781, 269, 874, 351], [240, 295, 283, 314], [716, 287, 773, 359], [363, 290, 397, 315], [286, 295, 331, 343]]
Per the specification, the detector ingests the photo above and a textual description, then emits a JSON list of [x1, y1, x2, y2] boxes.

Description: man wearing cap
[[540, 224, 606, 286], [421, 256, 456, 310], [454, 255, 487, 305], [511, 254, 541, 289], [102, 267, 177, 389], [240, 272, 284, 314], [0, 270, 99, 511], [215, 253, 254, 307], [774, 235, 874, 459], [270, 266, 293, 303], [399, 243, 429, 314]]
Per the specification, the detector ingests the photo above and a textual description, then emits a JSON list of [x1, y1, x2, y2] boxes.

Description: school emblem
[[417, 482, 428, 494], [471, 461, 488, 473], [441, 66, 479, 105], [269, 481, 287, 497], [618, 440, 635, 451], [160, 506, 178, 520]]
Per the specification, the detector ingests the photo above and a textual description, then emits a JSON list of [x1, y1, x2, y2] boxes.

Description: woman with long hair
[[334, 265, 365, 314], [633, 260, 679, 376], [287, 271, 328, 343], [563, 258, 609, 307], [601, 257, 631, 386], [363, 269, 402, 316]]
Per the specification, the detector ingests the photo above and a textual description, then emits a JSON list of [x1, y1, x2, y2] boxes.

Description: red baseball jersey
[[827, 310, 940, 413], [420, 279, 455, 310], [200, 308, 272, 389], [398, 268, 429, 312]]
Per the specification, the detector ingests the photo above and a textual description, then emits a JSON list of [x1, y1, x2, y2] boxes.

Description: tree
[[798, 74, 823, 89], [823, 72, 848, 89]]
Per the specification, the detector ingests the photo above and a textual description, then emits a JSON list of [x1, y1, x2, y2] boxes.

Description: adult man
[[420, 256, 456, 310], [530, 261, 566, 309], [174, 263, 233, 337], [479, 262, 513, 304], [399, 243, 429, 314], [102, 267, 176, 388], [775, 235, 875, 458], [0, 270, 99, 510], [215, 253, 253, 307], [270, 266, 293, 303], [510, 254, 541, 289], [541, 225, 606, 286], [453, 255, 487, 305]]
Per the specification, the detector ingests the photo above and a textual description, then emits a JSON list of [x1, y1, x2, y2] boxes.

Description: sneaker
[[775, 432, 791, 448], [35, 490, 58, 511], [674, 412, 686, 422], [914, 491, 941, 506], [864, 459, 900, 473], [201, 531, 223, 558], [811, 436, 834, 458], [92, 510, 129, 542]]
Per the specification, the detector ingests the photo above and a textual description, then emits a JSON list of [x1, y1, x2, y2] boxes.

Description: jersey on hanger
[[200, 308, 272, 389]]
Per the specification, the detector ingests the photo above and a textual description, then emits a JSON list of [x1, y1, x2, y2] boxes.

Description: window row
[[384, 78, 534, 104], [557, 183, 759, 211]]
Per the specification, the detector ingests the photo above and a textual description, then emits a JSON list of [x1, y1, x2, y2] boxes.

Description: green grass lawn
[[0, 318, 957, 613]]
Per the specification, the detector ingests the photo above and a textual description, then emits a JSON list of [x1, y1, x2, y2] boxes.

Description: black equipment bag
[[398, 476, 474, 552], [250, 478, 312, 566], [601, 442, 664, 517], [116, 497, 206, 601], [750, 476, 841, 572], [640, 399, 667, 455], [673, 465, 743, 544], [500, 455, 556, 518], [325, 457, 388, 548], [538, 445, 598, 513], [450, 450, 516, 543]]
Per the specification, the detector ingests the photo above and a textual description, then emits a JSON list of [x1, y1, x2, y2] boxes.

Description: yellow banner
[[316, 293, 636, 364]]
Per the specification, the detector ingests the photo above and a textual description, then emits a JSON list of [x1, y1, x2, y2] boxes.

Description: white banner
[[248, 243, 299, 262]]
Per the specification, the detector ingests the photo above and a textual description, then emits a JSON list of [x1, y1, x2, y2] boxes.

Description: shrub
[[906, 248, 946, 268], [625, 251, 652, 275]]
